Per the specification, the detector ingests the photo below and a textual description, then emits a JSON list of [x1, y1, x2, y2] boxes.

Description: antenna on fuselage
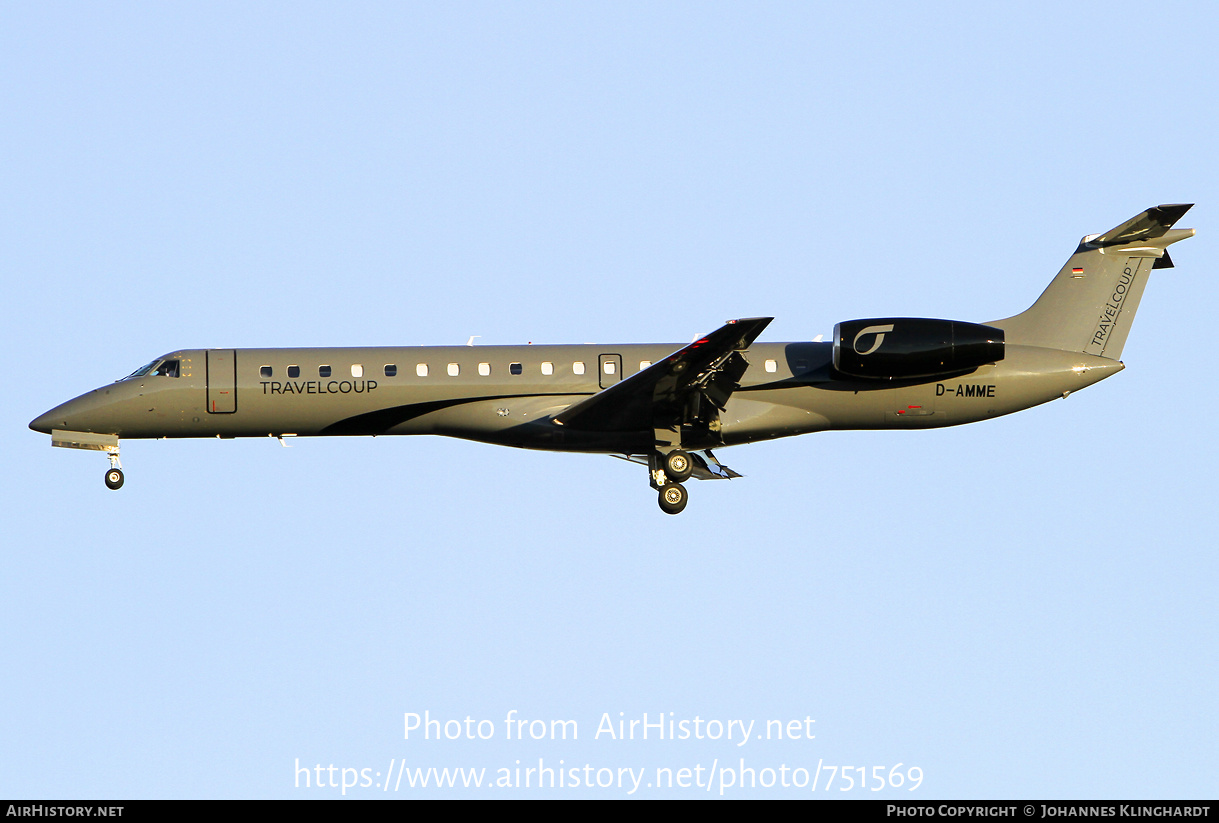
[[466, 336, 480, 346]]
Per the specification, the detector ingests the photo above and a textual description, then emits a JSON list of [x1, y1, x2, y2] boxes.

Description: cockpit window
[[124, 358, 181, 380], [126, 360, 159, 379]]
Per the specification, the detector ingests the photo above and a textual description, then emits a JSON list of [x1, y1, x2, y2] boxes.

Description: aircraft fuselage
[[30, 341, 1121, 452]]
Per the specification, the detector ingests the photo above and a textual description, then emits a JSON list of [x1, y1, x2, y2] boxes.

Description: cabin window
[[319, 365, 332, 378], [541, 361, 554, 375], [260, 366, 272, 378], [510, 362, 523, 375], [384, 364, 397, 377], [603, 361, 616, 375], [287, 365, 300, 378], [765, 359, 777, 373], [639, 360, 651, 370], [478, 363, 491, 376], [416, 363, 428, 377], [154, 360, 180, 378], [447, 363, 460, 376], [351, 364, 364, 378], [573, 361, 585, 375]]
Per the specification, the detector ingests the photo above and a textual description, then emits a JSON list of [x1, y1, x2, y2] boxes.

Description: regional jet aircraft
[[30, 205, 1194, 513]]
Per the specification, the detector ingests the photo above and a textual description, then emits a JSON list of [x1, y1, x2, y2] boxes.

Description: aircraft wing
[[554, 317, 773, 432]]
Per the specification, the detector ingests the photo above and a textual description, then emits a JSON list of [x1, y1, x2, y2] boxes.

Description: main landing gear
[[663, 450, 693, 483], [658, 482, 688, 515], [650, 449, 693, 515]]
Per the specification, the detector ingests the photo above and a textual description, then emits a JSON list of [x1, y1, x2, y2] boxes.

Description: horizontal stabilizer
[[1086, 203, 1193, 247]]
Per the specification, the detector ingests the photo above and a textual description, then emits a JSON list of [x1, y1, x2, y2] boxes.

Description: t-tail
[[990, 204, 1195, 359]]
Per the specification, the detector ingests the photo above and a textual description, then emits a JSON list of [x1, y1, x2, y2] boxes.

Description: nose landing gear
[[46, 430, 126, 490], [103, 446, 124, 490]]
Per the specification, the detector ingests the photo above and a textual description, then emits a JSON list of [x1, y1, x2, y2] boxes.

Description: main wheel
[[104, 468, 124, 490], [658, 482, 688, 515], [663, 450, 694, 483]]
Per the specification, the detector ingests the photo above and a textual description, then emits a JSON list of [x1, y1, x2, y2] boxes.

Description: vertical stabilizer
[[991, 205, 1194, 359]]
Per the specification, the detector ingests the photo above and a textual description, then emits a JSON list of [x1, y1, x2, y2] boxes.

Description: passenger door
[[207, 349, 237, 414]]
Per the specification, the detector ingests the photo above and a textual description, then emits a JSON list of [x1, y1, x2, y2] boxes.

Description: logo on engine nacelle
[[852, 324, 895, 356]]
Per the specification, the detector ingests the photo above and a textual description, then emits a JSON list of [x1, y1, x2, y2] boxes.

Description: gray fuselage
[[30, 341, 1122, 453]]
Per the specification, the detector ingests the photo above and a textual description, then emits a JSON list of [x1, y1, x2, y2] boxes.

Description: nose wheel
[[103, 446, 124, 490]]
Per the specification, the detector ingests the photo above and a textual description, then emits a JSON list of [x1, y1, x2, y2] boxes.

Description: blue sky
[[3, 1, 1216, 798]]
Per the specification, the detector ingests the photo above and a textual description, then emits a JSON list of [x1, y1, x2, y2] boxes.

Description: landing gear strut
[[103, 446, 124, 490]]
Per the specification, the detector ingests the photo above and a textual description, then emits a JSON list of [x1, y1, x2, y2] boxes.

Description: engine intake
[[833, 318, 1004, 380]]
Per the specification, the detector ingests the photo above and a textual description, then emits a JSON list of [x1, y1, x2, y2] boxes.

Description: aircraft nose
[[30, 394, 96, 434], [30, 406, 66, 434]]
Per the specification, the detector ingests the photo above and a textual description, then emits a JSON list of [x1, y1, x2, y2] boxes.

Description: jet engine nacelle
[[833, 318, 1005, 380]]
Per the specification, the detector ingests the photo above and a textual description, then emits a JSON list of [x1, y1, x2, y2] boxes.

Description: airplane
[[30, 204, 1194, 514]]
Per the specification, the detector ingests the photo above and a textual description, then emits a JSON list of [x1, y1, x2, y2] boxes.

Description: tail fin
[[990, 204, 1194, 359]]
